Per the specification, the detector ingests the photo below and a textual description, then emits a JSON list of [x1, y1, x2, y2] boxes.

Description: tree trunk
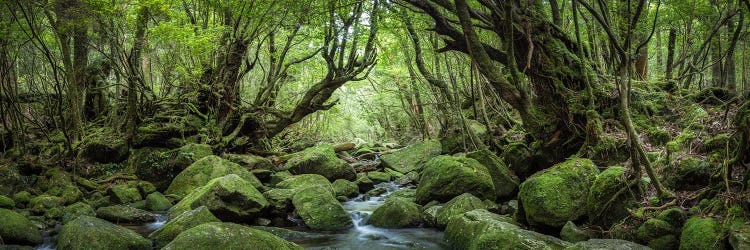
[[666, 28, 677, 82]]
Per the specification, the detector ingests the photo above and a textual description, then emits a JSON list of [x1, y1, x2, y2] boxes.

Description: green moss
[[12, 191, 32, 205], [161, 222, 302, 250], [667, 131, 696, 154], [165, 155, 262, 196], [386, 189, 416, 203], [275, 174, 334, 194], [637, 219, 674, 242], [223, 154, 274, 170], [57, 216, 150, 250], [366, 171, 391, 184], [132, 144, 214, 190], [679, 216, 726, 250], [369, 197, 422, 228], [561, 221, 590, 243], [29, 195, 62, 214], [0, 208, 42, 245], [466, 149, 520, 199], [354, 174, 374, 192], [145, 192, 172, 211], [61, 202, 95, 224], [263, 188, 296, 215], [291, 185, 352, 231], [444, 209, 568, 250], [416, 156, 495, 204], [587, 166, 639, 226], [0, 194, 16, 209], [519, 158, 598, 227], [269, 171, 293, 186], [590, 136, 630, 167], [657, 208, 685, 228], [380, 140, 442, 174], [435, 193, 488, 228], [501, 142, 533, 178], [649, 235, 679, 250], [96, 205, 155, 223], [666, 157, 711, 191], [331, 179, 359, 198], [149, 206, 220, 249], [284, 144, 356, 181], [703, 133, 732, 153], [108, 184, 142, 204], [171, 174, 268, 221], [567, 239, 649, 250], [647, 128, 671, 146]]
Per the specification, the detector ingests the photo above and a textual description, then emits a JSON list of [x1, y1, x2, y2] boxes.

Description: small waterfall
[[146, 213, 169, 231]]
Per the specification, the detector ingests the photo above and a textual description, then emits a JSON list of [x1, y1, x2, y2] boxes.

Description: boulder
[[165, 155, 262, 197], [57, 216, 150, 250], [171, 174, 268, 221], [61, 202, 95, 224], [666, 157, 711, 191], [436, 193, 488, 228], [587, 166, 639, 225], [108, 184, 142, 204], [284, 145, 356, 181], [223, 153, 274, 170], [132, 143, 213, 190], [162, 222, 302, 250], [445, 209, 569, 250], [145, 192, 172, 211], [332, 179, 359, 198], [0, 208, 42, 245], [415, 156, 495, 204], [380, 140, 441, 174], [292, 185, 352, 231], [367, 171, 392, 184], [396, 171, 420, 186], [466, 149, 520, 199], [637, 218, 674, 243], [730, 224, 750, 250], [149, 206, 220, 249], [565, 239, 650, 250], [0, 194, 15, 209], [561, 221, 590, 243], [386, 189, 416, 203], [519, 158, 598, 227], [80, 133, 129, 163], [96, 205, 155, 223], [369, 198, 422, 228], [12, 191, 32, 205], [29, 195, 62, 214], [679, 216, 726, 250], [354, 174, 375, 192], [502, 142, 534, 178], [275, 174, 334, 194], [263, 188, 296, 216]]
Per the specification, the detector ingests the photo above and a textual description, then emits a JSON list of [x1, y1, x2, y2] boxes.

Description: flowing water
[[289, 182, 448, 249]]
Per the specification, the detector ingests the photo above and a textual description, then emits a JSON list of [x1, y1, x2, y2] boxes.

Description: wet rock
[[565, 239, 650, 250], [679, 216, 726, 250], [436, 193, 488, 228], [96, 205, 155, 223], [171, 174, 268, 221], [367, 171, 392, 184], [0, 208, 42, 246], [284, 144, 356, 181], [380, 140, 441, 174], [57, 215, 150, 250], [162, 222, 302, 250], [369, 197, 422, 228], [445, 209, 567, 250], [416, 156, 495, 205], [354, 174, 375, 192], [149, 206, 220, 249], [466, 149, 520, 199], [332, 179, 359, 198], [165, 155, 262, 197], [292, 185, 352, 231]]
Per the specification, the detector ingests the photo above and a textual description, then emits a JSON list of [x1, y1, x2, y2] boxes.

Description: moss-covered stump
[[171, 174, 268, 221], [0, 194, 16, 209], [61, 202, 95, 224], [162, 222, 302, 250], [57, 215, 150, 250], [96, 205, 155, 223], [380, 140, 441, 174], [679, 216, 726, 250], [0, 208, 42, 246], [275, 174, 334, 193], [284, 145, 356, 181], [519, 158, 598, 228], [223, 153, 274, 170], [587, 166, 639, 226], [131, 143, 214, 190], [165, 155, 262, 197], [291, 185, 352, 231], [466, 149, 520, 199], [332, 179, 359, 198], [501, 142, 533, 178], [435, 193, 488, 228], [416, 156, 495, 205], [108, 184, 142, 204], [444, 209, 569, 250], [149, 206, 220, 249], [366, 171, 392, 184], [369, 197, 422, 228], [665, 157, 711, 191], [263, 188, 296, 216], [566, 239, 650, 250], [145, 192, 172, 211]]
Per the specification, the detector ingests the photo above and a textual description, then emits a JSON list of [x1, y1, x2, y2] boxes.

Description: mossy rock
[[502, 142, 534, 178], [444, 209, 568, 250], [637, 218, 674, 242], [590, 135, 630, 167], [519, 158, 598, 228], [171, 174, 268, 221], [354, 174, 375, 192], [416, 156, 495, 205], [145, 192, 172, 211], [57, 185, 83, 205], [332, 179, 359, 198], [679, 104, 709, 129], [61, 202, 95, 224], [657, 208, 685, 228], [396, 171, 420, 186], [108, 184, 142, 204], [369, 197, 422, 228], [96, 205, 155, 223], [0, 208, 42, 245], [386, 189, 416, 203], [435, 193, 488, 228], [162, 222, 302, 250], [587, 166, 640, 226], [58, 215, 150, 250], [380, 140, 441, 174], [149, 206, 220, 249], [284, 145, 356, 181], [132, 114, 203, 147], [366, 171, 392, 184], [665, 157, 711, 191], [646, 128, 671, 147], [291, 185, 352, 231], [703, 133, 732, 153], [223, 153, 274, 170], [275, 174, 334, 193], [128, 180, 157, 196], [466, 149, 520, 199], [36, 168, 72, 195], [132, 143, 213, 191], [566, 239, 650, 250], [80, 131, 129, 163], [666, 131, 696, 154], [561, 221, 590, 243], [729, 224, 750, 250], [649, 235, 679, 250], [269, 171, 293, 186], [29, 195, 62, 214], [0, 194, 16, 209], [165, 155, 262, 197], [263, 188, 296, 216], [422, 205, 442, 228], [12, 191, 32, 205], [679, 216, 726, 250]]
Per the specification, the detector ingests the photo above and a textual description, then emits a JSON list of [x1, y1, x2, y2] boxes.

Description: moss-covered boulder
[[284, 145, 356, 181], [58, 216, 150, 250], [263, 188, 296, 215], [223, 153, 274, 170], [367, 171, 392, 184], [730, 224, 750, 250], [275, 174, 334, 194], [519, 158, 598, 228], [12, 191, 32, 206], [435, 193, 488, 228], [145, 192, 172, 211], [165, 155, 262, 197], [354, 174, 375, 192], [649, 235, 679, 250], [369, 198, 422, 228], [647, 127, 671, 147], [61, 202, 95, 224], [57, 185, 84, 205], [657, 208, 685, 228], [108, 184, 142, 204], [380, 140, 441, 174], [566, 239, 650, 250], [96, 205, 155, 223], [0, 194, 15, 209], [149, 206, 220, 249], [502, 142, 534, 178], [171, 174, 268, 221], [332, 179, 359, 198], [29, 195, 62, 214], [131, 143, 214, 190], [416, 156, 495, 205], [561, 221, 590, 243], [466, 149, 520, 199], [679, 217, 726, 250], [665, 157, 711, 191], [396, 171, 420, 186], [445, 209, 569, 250], [386, 189, 416, 203], [80, 132, 129, 163], [0, 208, 41, 245], [292, 185, 352, 231], [162, 222, 301, 250], [587, 166, 639, 226], [637, 218, 674, 243], [590, 135, 630, 167]]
